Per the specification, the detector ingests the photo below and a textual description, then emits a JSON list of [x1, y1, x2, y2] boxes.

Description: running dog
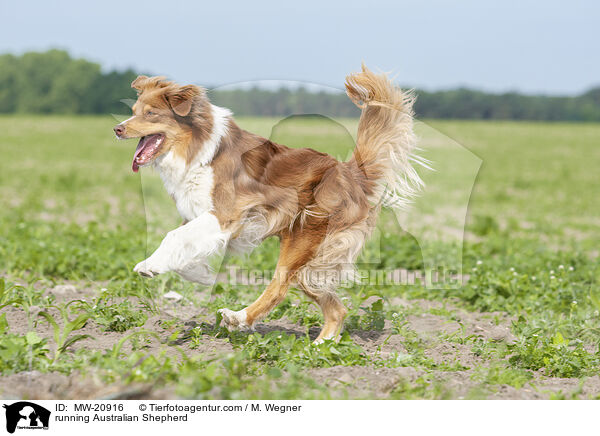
[[113, 65, 424, 342]]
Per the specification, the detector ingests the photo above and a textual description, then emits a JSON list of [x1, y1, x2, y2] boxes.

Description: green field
[[0, 115, 599, 399]]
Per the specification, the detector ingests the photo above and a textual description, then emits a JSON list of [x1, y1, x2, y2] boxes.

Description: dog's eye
[[146, 111, 156, 117]]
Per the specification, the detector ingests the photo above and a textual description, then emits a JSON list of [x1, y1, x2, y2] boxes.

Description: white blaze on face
[[116, 115, 136, 137], [121, 115, 136, 125]]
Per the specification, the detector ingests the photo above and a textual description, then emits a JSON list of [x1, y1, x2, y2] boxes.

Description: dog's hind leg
[[295, 270, 348, 343], [219, 229, 324, 331], [296, 225, 372, 343], [312, 292, 347, 344]]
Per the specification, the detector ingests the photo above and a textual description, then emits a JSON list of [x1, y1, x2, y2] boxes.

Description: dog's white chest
[[154, 151, 214, 221]]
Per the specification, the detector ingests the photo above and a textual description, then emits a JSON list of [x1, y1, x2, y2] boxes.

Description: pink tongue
[[132, 138, 145, 172], [132, 135, 158, 172]]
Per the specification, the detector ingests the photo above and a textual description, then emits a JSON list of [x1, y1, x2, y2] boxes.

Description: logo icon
[[2, 402, 50, 433]]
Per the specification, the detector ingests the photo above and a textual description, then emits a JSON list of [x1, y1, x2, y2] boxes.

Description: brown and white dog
[[113, 65, 424, 343]]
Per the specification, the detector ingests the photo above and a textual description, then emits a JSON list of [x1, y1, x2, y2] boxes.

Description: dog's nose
[[114, 124, 125, 137]]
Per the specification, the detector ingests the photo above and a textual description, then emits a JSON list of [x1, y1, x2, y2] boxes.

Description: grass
[[0, 114, 599, 399]]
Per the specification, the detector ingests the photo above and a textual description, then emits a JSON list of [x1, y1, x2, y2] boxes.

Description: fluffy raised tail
[[345, 64, 427, 209]]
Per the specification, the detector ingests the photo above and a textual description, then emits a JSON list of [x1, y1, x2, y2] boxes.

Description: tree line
[[0, 50, 138, 114], [1, 50, 599, 121]]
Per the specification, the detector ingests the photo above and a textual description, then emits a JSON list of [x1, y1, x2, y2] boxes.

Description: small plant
[[472, 365, 533, 389], [0, 314, 51, 374], [508, 331, 600, 378], [226, 330, 368, 369], [37, 303, 92, 363], [0, 278, 52, 313], [267, 294, 323, 330], [346, 298, 386, 332], [76, 298, 148, 332], [0, 278, 19, 308]]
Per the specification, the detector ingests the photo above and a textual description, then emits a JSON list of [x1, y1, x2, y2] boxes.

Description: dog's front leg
[[134, 212, 229, 283], [219, 231, 322, 331]]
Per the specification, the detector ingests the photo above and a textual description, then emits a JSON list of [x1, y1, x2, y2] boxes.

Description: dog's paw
[[218, 308, 253, 332], [313, 337, 339, 345], [133, 258, 168, 278], [313, 330, 342, 345]]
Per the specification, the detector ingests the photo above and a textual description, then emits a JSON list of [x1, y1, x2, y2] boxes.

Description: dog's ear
[[166, 85, 202, 117], [131, 75, 149, 90]]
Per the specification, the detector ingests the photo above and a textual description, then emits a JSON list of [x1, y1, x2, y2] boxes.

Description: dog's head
[[114, 76, 211, 172]]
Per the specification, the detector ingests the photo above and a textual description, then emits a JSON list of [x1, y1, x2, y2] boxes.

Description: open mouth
[[132, 134, 165, 172]]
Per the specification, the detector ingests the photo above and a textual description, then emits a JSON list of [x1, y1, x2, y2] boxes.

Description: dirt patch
[[0, 371, 174, 400], [1, 281, 597, 399], [392, 296, 516, 343], [425, 342, 480, 368], [407, 313, 461, 335], [2, 299, 233, 362], [309, 366, 422, 398]]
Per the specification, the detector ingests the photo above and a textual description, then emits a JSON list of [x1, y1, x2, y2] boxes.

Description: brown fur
[[122, 75, 213, 165], [115, 65, 422, 342]]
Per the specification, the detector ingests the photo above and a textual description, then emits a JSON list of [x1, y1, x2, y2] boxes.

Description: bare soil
[[1, 283, 599, 400]]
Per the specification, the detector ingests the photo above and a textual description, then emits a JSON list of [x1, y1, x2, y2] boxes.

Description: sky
[[0, 0, 598, 95]]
